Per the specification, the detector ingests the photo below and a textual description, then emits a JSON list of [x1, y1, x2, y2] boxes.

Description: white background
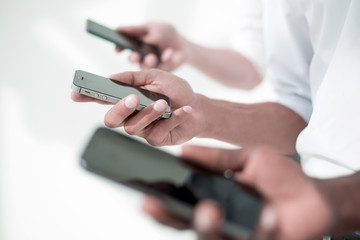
[[0, 0, 273, 239]]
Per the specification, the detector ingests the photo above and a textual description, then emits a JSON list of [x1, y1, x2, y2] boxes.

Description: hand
[[142, 146, 335, 240], [71, 69, 207, 145], [115, 22, 189, 71]]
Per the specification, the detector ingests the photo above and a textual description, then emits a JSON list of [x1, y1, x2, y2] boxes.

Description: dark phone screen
[[81, 128, 262, 238]]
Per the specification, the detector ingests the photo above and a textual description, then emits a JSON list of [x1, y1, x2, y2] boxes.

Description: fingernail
[[183, 106, 192, 114], [125, 96, 137, 108], [162, 49, 173, 62], [195, 209, 212, 233], [154, 100, 167, 112], [260, 207, 277, 231], [145, 55, 157, 67], [129, 54, 137, 63]]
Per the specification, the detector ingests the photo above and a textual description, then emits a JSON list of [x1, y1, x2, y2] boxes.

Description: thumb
[[157, 48, 176, 71], [161, 48, 174, 63], [194, 201, 223, 240], [115, 25, 147, 38]]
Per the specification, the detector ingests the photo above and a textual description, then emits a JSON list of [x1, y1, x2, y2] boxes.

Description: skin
[[71, 69, 306, 153], [115, 22, 261, 89], [142, 146, 360, 240]]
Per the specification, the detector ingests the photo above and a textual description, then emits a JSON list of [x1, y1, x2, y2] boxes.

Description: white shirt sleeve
[[263, 0, 313, 122], [229, 0, 266, 77]]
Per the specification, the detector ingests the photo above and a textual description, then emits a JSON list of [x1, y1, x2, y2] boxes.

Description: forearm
[[195, 94, 307, 154], [184, 41, 261, 89], [318, 172, 360, 236]]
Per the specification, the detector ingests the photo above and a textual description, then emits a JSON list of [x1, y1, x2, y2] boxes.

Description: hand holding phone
[[72, 69, 204, 146], [80, 127, 263, 239], [86, 19, 161, 63]]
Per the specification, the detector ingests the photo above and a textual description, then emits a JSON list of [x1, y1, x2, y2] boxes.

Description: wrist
[[191, 94, 227, 140], [191, 93, 211, 138], [313, 179, 338, 235], [315, 175, 360, 236], [182, 39, 200, 66]]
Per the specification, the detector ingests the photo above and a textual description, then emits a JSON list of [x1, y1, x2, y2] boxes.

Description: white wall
[[0, 0, 273, 239]]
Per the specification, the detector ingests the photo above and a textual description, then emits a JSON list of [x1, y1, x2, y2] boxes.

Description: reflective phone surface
[[81, 128, 262, 239]]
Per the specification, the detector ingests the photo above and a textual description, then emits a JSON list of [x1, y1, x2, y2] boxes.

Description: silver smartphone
[[86, 19, 161, 62], [71, 70, 171, 118], [80, 127, 263, 239]]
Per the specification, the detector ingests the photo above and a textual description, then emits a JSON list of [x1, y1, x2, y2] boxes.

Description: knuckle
[[251, 147, 271, 161], [146, 138, 159, 146], [252, 147, 265, 156], [241, 147, 271, 184], [104, 108, 118, 128], [123, 124, 137, 135], [104, 118, 117, 128], [145, 133, 162, 146], [243, 170, 258, 184], [215, 149, 237, 171]]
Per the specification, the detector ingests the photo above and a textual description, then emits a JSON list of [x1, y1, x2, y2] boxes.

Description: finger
[[70, 91, 113, 105], [181, 146, 249, 173], [123, 99, 168, 135], [129, 52, 142, 63], [115, 46, 123, 53], [161, 48, 174, 63], [253, 206, 278, 240], [71, 91, 94, 102], [194, 201, 223, 240], [141, 54, 158, 69], [104, 94, 139, 128], [109, 71, 153, 87], [157, 48, 175, 71], [142, 106, 193, 145], [115, 25, 147, 38], [234, 148, 283, 186], [160, 50, 185, 72], [142, 196, 190, 230]]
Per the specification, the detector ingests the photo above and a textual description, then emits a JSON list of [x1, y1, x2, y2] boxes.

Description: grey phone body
[[80, 127, 262, 239], [86, 19, 161, 62], [72, 70, 171, 118]]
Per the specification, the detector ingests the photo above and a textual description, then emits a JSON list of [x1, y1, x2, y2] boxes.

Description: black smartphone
[[86, 19, 161, 63], [80, 127, 262, 239], [72, 70, 171, 118]]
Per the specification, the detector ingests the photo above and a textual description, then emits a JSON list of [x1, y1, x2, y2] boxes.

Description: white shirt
[[230, 0, 266, 77], [265, 0, 360, 178]]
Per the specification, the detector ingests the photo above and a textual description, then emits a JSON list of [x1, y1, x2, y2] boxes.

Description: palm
[[140, 70, 195, 108], [133, 70, 205, 145], [141, 22, 187, 71]]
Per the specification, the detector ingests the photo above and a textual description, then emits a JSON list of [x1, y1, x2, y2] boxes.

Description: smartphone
[[80, 127, 262, 239], [71, 70, 171, 118], [86, 19, 161, 63]]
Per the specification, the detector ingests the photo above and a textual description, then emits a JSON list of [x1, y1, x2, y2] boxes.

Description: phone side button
[[102, 96, 107, 101], [106, 96, 119, 104], [94, 93, 99, 98]]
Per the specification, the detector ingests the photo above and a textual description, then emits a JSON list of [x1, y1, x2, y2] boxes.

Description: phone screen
[[80, 128, 262, 239], [86, 19, 160, 61]]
